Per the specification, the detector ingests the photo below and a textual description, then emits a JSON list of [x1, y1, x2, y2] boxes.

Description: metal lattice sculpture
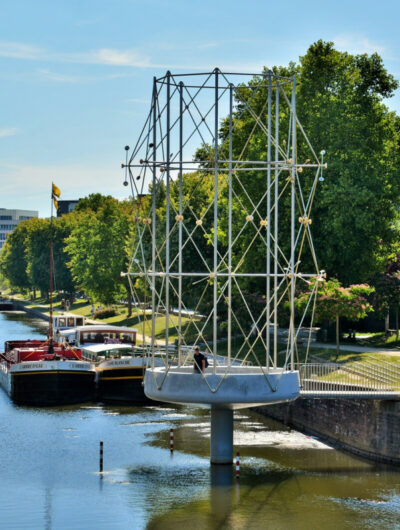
[[122, 68, 326, 393]]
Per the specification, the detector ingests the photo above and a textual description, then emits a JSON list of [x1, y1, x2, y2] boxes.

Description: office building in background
[[0, 208, 38, 250]]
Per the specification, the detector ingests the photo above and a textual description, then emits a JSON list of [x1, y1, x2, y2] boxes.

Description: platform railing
[[299, 362, 400, 396]]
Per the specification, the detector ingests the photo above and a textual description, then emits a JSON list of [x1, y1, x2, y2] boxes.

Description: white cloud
[[82, 48, 151, 67], [0, 127, 19, 137], [0, 40, 151, 67], [334, 34, 386, 55], [36, 69, 85, 83], [0, 40, 266, 72], [0, 41, 45, 60]]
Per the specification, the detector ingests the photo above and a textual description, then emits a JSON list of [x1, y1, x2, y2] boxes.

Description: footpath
[[311, 341, 400, 357]]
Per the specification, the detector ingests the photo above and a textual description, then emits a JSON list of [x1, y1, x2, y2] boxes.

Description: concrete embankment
[[254, 397, 400, 465], [10, 300, 50, 322]]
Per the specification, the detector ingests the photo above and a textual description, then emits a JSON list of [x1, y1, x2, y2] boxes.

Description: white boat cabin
[[53, 313, 85, 331], [60, 325, 137, 349]]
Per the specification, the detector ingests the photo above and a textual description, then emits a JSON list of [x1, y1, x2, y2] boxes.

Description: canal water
[[1, 311, 400, 529]]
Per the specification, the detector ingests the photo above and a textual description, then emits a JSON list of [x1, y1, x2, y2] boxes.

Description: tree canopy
[[1, 40, 400, 329]]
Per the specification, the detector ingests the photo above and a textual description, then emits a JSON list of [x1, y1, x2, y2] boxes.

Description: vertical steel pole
[[165, 72, 171, 362], [266, 72, 272, 369], [290, 76, 296, 371], [213, 68, 219, 373], [228, 83, 233, 367], [178, 81, 183, 366], [151, 77, 157, 363], [274, 80, 279, 368]]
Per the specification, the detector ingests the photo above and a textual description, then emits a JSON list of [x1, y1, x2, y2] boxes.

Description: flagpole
[[49, 183, 54, 346]]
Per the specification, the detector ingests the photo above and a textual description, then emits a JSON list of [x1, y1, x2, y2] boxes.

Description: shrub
[[94, 307, 117, 319]]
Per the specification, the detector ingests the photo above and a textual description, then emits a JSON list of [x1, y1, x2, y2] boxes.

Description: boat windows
[[121, 334, 135, 344], [103, 348, 133, 359], [80, 331, 136, 344]]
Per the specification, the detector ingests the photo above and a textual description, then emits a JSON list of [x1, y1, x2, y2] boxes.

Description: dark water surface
[[0, 311, 400, 529]]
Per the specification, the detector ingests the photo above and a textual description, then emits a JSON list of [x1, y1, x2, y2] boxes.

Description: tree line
[[0, 194, 134, 309], [1, 40, 400, 331]]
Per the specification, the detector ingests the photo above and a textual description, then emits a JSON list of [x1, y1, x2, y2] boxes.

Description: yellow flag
[[53, 197, 58, 210], [52, 183, 61, 198]]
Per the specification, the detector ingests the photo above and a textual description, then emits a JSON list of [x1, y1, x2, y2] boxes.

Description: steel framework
[[122, 68, 326, 391]]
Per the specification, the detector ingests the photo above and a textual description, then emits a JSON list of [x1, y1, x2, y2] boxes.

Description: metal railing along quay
[[299, 362, 400, 399]]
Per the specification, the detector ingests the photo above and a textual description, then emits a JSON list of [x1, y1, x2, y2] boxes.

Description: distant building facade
[[56, 200, 80, 217], [0, 208, 38, 250]]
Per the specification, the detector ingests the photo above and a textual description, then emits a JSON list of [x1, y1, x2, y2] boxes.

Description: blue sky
[[0, 0, 398, 217]]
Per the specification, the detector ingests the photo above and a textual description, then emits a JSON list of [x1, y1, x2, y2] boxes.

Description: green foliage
[[65, 196, 133, 305], [296, 278, 374, 323], [24, 218, 51, 295], [74, 193, 116, 214], [207, 41, 400, 285], [371, 253, 400, 318], [0, 221, 30, 291], [0, 194, 134, 305], [94, 307, 117, 319], [297, 41, 400, 283]]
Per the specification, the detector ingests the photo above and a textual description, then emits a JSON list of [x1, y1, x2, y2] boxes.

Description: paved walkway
[[310, 341, 400, 357]]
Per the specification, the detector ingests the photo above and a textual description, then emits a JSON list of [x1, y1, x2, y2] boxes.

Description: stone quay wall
[[254, 397, 400, 465], [11, 301, 49, 322]]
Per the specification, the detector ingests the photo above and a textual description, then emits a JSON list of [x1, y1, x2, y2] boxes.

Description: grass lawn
[[351, 331, 400, 349]]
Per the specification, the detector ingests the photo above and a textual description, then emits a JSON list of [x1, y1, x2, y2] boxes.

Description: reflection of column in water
[[44, 487, 52, 530], [236, 480, 240, 504], [210, 465, 234, 521]]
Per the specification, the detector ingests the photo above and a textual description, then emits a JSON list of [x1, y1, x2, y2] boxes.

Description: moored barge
[[61, 324, 157, 404], [0, 340, 96, 406]]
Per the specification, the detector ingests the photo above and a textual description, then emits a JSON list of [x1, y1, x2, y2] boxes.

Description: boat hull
[[2, 361, 96, 406], [97, 365, 152, 404]]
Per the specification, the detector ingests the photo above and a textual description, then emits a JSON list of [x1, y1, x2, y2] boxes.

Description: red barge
[[0, 339, 96, 406]]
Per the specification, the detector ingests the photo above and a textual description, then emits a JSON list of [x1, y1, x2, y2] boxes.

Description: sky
[[0, 0, 399, 217]]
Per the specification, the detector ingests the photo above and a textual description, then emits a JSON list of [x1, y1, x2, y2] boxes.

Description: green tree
[[206, 41, 400, 285], [371, 253, 400, 336], [0, 221, 31, 293], [65, 196, 133, 306], [297, 41, 400, 283], [295, 279, 374, 355], [24, 218, 52, 298]]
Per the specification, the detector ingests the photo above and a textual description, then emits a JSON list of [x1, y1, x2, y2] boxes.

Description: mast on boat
[[49, 183, 61, 349]]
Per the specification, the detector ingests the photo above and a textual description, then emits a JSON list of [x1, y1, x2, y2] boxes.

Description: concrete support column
[[210, 406, 233, 464]]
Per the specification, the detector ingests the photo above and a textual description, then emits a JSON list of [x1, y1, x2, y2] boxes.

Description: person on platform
[[193, 346, 207, 373]]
